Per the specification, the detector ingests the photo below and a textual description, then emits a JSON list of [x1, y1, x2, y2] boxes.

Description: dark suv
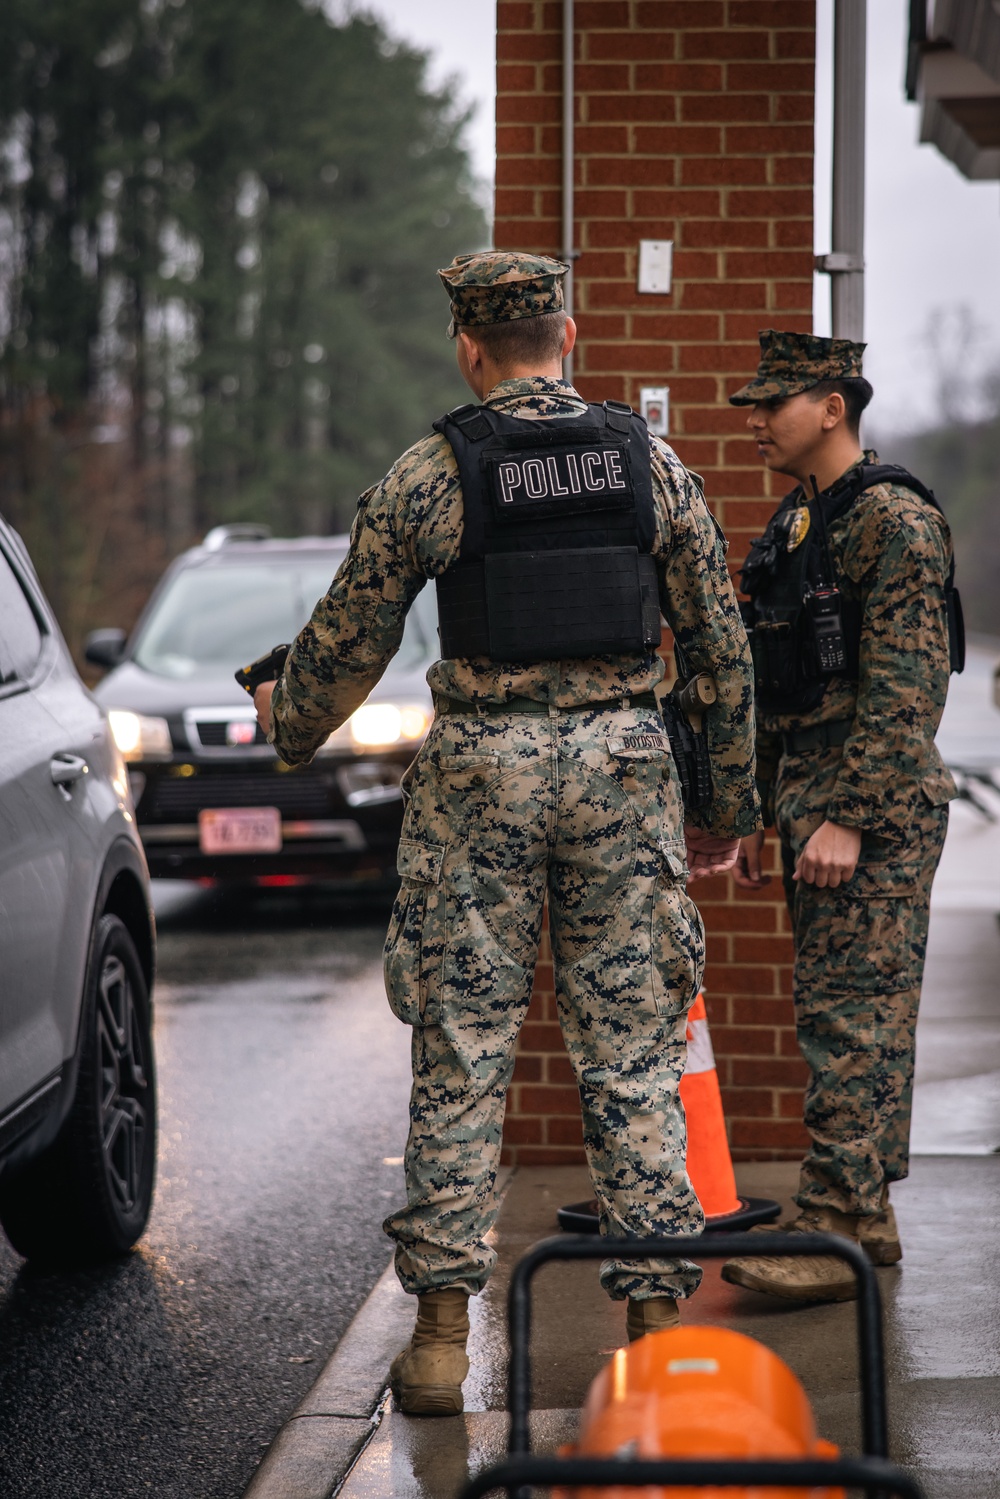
[[88, 525, 437, 884]]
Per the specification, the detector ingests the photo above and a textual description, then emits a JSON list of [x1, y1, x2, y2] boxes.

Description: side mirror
[[84, 628, 127, 669]]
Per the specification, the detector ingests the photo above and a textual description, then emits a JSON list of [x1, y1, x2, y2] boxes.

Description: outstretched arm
[[268, 471, 425, 765]]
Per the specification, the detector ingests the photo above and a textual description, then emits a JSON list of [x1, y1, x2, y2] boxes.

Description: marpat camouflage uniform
[[728, 328, 866, 407], [269, 253, 759, 1303], [731, 331, 956, 1220], [439, 249, 570, 337]]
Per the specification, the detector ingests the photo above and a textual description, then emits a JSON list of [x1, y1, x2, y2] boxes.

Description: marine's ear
[[819, 389, 848, 432], [456, 328, 485, 398]]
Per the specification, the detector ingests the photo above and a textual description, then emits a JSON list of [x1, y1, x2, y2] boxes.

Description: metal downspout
[[826, 0, 867, 339], [562, 0, 574, 384]]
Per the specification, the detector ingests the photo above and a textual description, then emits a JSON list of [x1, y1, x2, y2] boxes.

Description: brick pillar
[[496, 0, 816, 1165]]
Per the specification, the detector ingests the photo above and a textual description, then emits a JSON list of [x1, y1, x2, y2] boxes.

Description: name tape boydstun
[[611, 733, 669, 752]]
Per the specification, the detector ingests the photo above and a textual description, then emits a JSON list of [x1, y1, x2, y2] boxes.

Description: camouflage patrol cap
[[438, 250, 570, 338], [729, 329, 867, 405]]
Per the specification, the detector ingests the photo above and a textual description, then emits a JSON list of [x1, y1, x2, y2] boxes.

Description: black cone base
[[555, 1196, 782, 1235]]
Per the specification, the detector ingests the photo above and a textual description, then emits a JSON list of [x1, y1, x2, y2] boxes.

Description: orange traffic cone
[[556, 993, 780, 1234], [680, 992, 741, 1219], [556, 1325, 843, 1498]]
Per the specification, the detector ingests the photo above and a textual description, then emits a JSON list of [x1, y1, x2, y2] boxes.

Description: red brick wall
[[495, 0, 816, 1164]]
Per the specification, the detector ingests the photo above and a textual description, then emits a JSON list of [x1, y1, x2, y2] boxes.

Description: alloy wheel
[[96, 953, 151, 1214]]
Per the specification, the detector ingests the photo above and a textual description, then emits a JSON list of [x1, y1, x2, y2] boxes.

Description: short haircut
[[806, 376, 873, 435], [463, 310, 567, 369]]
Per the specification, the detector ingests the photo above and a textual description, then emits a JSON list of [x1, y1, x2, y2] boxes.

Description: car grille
[[144, 772, 334, 822], [193, 720, 269, 747]]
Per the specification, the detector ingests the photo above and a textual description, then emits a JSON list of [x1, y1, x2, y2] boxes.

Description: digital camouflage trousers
[[382, 702, 706, 1301], [775, 745, 949, 1218]]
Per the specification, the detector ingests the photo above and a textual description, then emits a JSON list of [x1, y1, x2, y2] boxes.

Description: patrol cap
[[729, 329, 867, 405], [438, 250, 570, 338]]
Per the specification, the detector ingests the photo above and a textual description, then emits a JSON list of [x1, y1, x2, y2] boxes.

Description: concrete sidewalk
[[243, 1155, 999, 1499], [244, 647, 1000, 1499]]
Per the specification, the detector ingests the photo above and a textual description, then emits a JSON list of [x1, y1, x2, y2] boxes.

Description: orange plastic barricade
[[557, 1325, 843, 1499], [680, 994, 741, 1220]]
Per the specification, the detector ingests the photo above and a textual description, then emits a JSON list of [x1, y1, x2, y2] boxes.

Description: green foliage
[[0, 0, 171, 409], [0, 0, 488, 644], [165, 0, 486, 532]]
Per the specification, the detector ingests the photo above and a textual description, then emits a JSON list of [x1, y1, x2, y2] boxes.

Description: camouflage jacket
[[755, 451, 957, 839], [269, 376, 761, 839]]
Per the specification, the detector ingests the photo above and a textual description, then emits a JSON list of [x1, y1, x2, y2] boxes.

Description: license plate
[[198, 807, 282, 854]]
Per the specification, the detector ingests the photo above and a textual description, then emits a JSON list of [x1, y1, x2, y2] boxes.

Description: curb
[[242, 1258, 412, 1499]]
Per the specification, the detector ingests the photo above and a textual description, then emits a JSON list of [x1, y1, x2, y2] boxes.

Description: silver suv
[[0, 514, 156, 1266]]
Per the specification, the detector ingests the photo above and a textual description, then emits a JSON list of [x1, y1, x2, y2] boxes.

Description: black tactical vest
[[433, 400, 661, 662], [740, 462, 964, 714]]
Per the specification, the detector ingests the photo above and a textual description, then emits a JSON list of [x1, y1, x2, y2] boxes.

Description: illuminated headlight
[[107, 710, 173, 762], [349, 702, 430, 748]]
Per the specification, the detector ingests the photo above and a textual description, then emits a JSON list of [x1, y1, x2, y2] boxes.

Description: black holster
[[661, 696, 712, 811]]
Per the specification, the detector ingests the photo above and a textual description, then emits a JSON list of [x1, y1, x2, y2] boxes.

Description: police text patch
[[486, 444, 635, 520]]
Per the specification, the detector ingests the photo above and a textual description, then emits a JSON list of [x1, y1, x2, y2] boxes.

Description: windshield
[[131, 556, 438, 680]]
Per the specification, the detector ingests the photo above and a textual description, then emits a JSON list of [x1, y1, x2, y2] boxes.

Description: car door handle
[[50, 753, 90, 788]]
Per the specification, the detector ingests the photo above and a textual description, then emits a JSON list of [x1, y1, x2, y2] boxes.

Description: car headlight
[[107, 710, 173, 762], [349, 702, 430, 748]]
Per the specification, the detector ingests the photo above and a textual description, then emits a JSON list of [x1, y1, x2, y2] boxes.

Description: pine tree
[[0, 0, 488, 646]]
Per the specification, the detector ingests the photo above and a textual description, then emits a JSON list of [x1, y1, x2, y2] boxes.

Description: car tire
[[0, 915, 157, 1266]]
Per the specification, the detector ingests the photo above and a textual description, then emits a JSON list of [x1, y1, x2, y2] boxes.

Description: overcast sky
[[815, 0, 1000, 434], [343, 0, 999, 435]]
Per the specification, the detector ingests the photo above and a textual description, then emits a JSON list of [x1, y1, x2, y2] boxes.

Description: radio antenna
[[808, 473, 836, 588]]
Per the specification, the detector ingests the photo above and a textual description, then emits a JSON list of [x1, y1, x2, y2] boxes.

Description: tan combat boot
[[857, 1185, 902, 1265], [720, 1206, 861, 1303], [389, 1288, 471, 1417], [626, 1296, 681, 1342]]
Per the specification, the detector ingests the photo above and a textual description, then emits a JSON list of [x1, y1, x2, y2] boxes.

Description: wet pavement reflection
[[0, 881, 411, 1499]]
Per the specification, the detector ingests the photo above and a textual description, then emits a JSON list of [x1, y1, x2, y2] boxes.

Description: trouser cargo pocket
[[383, 839, 446, 1026], [651, 839, 704, 1018], [793, 852, 931, 997], [798, 871, 921, 996]]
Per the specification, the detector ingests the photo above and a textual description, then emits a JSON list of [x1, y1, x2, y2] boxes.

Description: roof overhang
[[907, 0, 1000, 180]]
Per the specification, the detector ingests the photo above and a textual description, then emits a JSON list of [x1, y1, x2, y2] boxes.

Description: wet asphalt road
[[0, 882, 413, 1499]]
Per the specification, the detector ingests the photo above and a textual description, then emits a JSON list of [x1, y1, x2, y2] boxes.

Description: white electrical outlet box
[[639, 387, 669, 436], [637, 240, 673, 294]]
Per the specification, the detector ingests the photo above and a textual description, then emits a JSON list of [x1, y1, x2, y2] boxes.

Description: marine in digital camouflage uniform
[[722, 330, 957, 1303], [261, 251, 760, 1409]]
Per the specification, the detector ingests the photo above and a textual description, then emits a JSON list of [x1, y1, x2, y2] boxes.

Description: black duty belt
[[782, 718, 853, 754], [434, 692, 660, 718]]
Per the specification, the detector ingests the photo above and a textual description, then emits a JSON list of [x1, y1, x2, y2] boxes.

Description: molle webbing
[[831, 464, 964, 675], [433, 400, 660, 663], [740, 461, 964, 711]]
